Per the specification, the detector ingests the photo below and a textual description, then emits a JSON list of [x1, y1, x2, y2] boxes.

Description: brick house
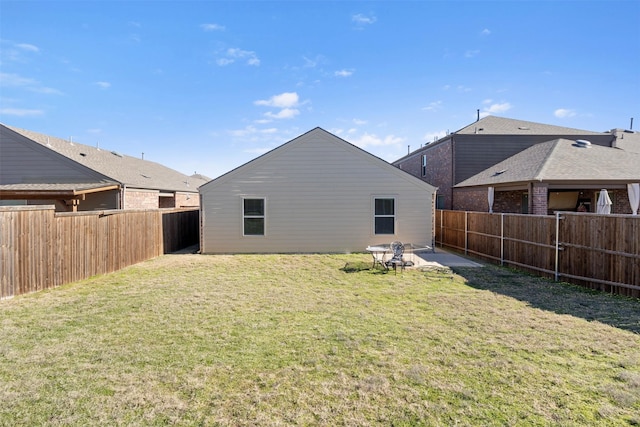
[[454, 138, 640, 215], [0, 124, 208, 212], [392, 116, 639, 212]]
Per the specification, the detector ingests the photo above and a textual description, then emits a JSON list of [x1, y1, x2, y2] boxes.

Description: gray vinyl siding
[[0, 127, 106, 184], [454, 134, 614, 184], [200, 129, 435, 254]]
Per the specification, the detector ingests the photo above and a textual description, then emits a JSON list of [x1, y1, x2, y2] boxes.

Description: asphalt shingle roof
[[455, 116, 610, 136], [4, 125, 207, 192], [455, 138, 640, 188]]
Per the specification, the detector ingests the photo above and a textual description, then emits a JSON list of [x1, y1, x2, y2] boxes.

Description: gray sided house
[[0, 124, 208, 211], [455, 139, 640, 215], [199, 127, 437, 254], [392, 116, 637, 211]]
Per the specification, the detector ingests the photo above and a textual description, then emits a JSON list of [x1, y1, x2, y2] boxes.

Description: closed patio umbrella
[[488, 186, 494, 213], [628, 183, 639, 215], [596, 189, 612, 214]]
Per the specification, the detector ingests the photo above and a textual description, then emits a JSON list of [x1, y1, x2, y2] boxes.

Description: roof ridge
[[531, 139, 563, 180]]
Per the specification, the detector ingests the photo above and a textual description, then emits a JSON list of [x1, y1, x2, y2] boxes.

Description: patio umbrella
[[596, 189, 612, 214], [488, 186, 494, 213], [628, 183, 640, 215]]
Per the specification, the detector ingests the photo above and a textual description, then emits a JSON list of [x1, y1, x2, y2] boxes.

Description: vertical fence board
[[436, 209, 639, 298], [0, 207, 198, 299]]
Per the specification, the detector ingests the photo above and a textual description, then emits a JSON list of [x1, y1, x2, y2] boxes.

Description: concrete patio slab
[[410, 247, 483, 268]]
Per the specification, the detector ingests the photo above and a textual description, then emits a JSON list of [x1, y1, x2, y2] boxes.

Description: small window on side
[[374, 198, 395, 235], [243, 198, 265, 236], [421, 154, 427, 177]]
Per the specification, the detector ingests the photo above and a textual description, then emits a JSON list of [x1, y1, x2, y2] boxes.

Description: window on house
[[243, 198, 265, 235], [436, 195, 445, 210], [374, 198, 395, 234], [421, 154, 427, 177]]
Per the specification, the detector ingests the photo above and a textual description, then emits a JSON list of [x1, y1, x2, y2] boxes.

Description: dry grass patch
[[1, 253, 639, 426]]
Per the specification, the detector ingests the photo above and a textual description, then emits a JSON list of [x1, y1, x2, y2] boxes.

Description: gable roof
[[2, 124, 207, 192], [455, 138, 640, 188], [455, 115, 610, 136], [200, 127, 436, 192]]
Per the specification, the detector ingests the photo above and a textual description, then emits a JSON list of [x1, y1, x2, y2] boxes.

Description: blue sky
[[2, 0, 639, 179]]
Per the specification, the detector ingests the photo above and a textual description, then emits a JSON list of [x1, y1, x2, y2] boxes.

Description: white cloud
[[484, 102, 512, 114], [201, 23, 225, 31], [465, 49, 480, 58], [1, 72, 36, 87], [349, 132, 404, 148], [353, 119, 367, 125], [554, 108, 576, 118], [302, 55, 326, 68], [229, 125, 258, 138], [352, 13, 377, 26], [255, 92, 299, 108], [334, 69, 354, 77], [0, 107, 44, 116], [423, 130, 447, 143], [265, 108, 300, 120], [423, 100, 443, 112], [481, 28, 491, 36], [95, 81, 111, 89], [216, 47, 260, 66], [16, 43, 39, 52], [457, 85, 472, 93], [216, 58, 234, 66], [0, 72, 62, 94]]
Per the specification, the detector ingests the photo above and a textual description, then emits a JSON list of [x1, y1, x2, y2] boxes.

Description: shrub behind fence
[[1, 206, 199, 299], [435, 210, 639, 299]]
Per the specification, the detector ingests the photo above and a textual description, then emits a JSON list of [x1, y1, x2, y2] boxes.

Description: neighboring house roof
[[455, 138, 640, 188], [0, 182, 120, 198], [2, 124, 207, 192], [455, 115, 610, 136], [611, 128, 640, 154]]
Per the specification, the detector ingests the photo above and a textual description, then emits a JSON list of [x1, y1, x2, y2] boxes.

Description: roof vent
[[80, 152, 87, 157], [575, 139, 591, 148], [493, 169, 507, 176], [518, 126, 530, 130], [111, 151, 123, 157]]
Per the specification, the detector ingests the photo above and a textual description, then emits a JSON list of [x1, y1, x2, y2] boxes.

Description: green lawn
[[1, 253, 639, 426]]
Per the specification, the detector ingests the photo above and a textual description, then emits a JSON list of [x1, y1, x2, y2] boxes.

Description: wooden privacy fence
[[0, 206, 199, 299], [435, 210, 639, 298]]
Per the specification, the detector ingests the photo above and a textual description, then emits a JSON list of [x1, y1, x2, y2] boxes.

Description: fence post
[[464, 211, 468, 255], [555, 211, 561, 281], [500, 213, 504, 266]]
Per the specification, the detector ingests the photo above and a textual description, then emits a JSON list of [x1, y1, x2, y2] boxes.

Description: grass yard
[[1, 253, 639, 426]]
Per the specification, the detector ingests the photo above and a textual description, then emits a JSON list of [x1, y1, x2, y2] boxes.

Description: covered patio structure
[[453, 139, 640, 215]]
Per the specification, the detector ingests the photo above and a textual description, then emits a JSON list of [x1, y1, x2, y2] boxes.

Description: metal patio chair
[[385, 241, 413, 274]]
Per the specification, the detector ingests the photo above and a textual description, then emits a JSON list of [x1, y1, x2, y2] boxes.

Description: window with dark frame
[[421, 154, 427, 177], [374, 198, 395, 235], [243, 198, 265, 235]]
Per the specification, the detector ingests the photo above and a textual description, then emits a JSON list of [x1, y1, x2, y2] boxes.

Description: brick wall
[[531, 183, 548, 215], [125, 190, 159, 210], [396, 139, 453, 208], [611, 188, 633, 214], [175, 192, 199, 208], [452, 188, 487, 212]]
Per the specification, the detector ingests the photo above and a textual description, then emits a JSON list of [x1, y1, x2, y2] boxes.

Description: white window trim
[[242, 197, 266, 236], [372, 196, 397, 236]]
